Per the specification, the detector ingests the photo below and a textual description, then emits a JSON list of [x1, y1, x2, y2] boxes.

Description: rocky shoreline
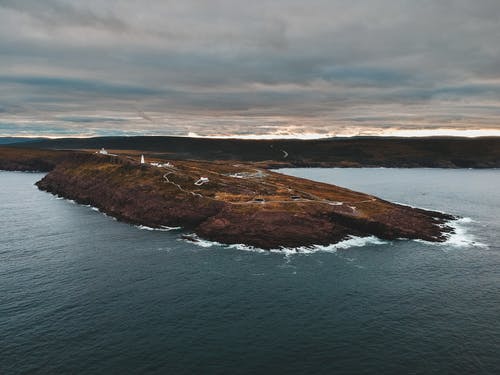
[[32, 152, 455, 249]]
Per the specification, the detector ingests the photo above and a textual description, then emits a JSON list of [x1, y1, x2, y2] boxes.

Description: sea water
[[1, 169, 499, 374]]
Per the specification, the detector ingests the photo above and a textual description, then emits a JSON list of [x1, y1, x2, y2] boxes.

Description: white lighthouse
[[140, 154, 145, 164]]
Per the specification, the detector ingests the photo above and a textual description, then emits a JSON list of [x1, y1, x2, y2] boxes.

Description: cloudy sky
[[1, 0, 500, 138]]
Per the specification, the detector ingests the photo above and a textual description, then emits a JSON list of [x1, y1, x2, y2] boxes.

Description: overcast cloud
[[1, 0, 500, 137]]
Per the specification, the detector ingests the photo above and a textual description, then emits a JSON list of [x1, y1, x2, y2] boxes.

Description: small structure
[[140, 155, 145, 164], [228, 170, 266, 179], [150, 161, 174, 168], [194, 177, 209, 186], [98, 148, 108, 155]]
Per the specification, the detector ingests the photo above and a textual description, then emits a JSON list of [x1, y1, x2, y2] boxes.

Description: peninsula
[[1, 147, 455, 249]]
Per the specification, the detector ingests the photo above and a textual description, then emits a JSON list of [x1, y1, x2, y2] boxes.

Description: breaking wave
[[415, 217, 488, 248], [385, 201, 487, 249], [444, 217, 488, 248], [51, 192, 487, 251], [181, 216, 488, 253], [180, 234, 388, 254], [136, 225, 182, 232]]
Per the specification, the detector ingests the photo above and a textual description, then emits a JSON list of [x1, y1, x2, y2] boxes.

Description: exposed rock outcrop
[[35, 153, 455, 249]]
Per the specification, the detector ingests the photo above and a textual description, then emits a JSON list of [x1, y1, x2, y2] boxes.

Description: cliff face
[[35, 153, 455, 249]]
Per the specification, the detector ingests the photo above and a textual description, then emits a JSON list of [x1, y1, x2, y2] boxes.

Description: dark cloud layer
[[1, 0, 500, 137]]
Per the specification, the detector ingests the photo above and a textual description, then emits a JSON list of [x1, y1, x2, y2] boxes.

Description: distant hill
[[16, 135, 500, 168]]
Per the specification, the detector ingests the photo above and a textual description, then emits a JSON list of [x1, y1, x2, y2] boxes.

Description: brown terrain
[[10, 135, 500, 168], [0, 147, 75, 172], [0, 147, 455, 249]]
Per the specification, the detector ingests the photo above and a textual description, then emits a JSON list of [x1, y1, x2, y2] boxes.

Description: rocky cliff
[[35, 153, 455, 249]]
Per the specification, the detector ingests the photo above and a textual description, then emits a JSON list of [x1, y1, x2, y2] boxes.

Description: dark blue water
[[1, 169, 499, 375]]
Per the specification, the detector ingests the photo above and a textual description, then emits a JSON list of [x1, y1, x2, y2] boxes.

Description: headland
[[1, 145, 455, 249]]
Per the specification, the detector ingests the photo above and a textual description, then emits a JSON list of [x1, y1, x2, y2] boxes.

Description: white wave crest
[[86, 205, 117, 220], [136, 225, 182, 232], [180, 234, 387, 254], [269, 236, 388, 255], [444, 217, 487, 248], [415, 217, 488, 248], [52, 194, 76, 204]]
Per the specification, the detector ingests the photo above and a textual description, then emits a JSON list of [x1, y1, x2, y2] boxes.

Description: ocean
[[1, 168, 499, 374]]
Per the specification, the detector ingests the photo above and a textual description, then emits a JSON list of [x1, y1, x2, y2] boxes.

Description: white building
[[194, 177, 209, 186]]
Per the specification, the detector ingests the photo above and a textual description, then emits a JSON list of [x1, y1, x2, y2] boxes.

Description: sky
[[1, 0, 500, 138]]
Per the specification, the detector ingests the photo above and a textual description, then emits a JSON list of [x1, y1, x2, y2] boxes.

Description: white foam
[[136, 225, 182, 232], [183, 220, 488, 254], [52, 194, 76, 204], [414, 217, 488, 249], [228, 243, 267, 253], [86, 205, 119, 221], [444, 217, 487, 248], [181, 234, 388, 254], [177, 234, 224, 248], [375, 203, 487, 248], [161, 225, 182, 230]]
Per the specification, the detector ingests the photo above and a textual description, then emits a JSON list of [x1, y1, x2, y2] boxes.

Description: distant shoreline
[[4, 135, 499, 169]]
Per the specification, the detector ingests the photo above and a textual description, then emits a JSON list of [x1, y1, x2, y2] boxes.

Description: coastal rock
[[34, 153, 455, 249]]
